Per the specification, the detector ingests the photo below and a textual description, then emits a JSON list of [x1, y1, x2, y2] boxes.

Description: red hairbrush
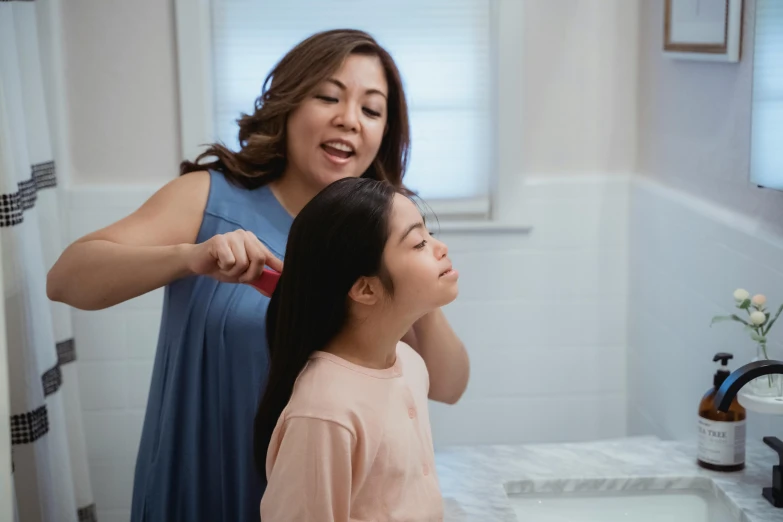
[[248, 267, 281, 297]]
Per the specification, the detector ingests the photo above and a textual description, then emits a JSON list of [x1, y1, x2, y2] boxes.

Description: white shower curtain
[[1, 2, 96, 521]]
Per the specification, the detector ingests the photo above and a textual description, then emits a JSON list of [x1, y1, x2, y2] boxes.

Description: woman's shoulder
[[193, 170, 292, 250], [201, 169, 250, 210], [202, 170, 290, 223], [158, 169, 212, 204]]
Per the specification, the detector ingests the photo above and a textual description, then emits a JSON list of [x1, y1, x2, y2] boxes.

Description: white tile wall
[[67, 176, 630, 519], [628, 177, 783, 444], [433, 175, 630, 445]]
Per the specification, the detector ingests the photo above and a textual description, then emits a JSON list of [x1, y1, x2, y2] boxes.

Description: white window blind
[[750, 0, 783, 190], [210, 0, 494, 204]]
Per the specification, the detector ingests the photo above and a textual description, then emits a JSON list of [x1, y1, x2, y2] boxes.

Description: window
[[203, 0, 495, 216], [749, 0, 783, 190], [175, 0, 527, 223]]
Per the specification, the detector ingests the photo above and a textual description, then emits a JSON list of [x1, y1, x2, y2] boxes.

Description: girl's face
[[285, 54, 388, 191], [380, 195, 459, 315]]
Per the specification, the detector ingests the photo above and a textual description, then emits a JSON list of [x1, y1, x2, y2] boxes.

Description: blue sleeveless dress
[[130, 171, 293, 522]]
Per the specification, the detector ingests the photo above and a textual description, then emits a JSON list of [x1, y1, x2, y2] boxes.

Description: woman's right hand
[[187, 230, 284, 284]]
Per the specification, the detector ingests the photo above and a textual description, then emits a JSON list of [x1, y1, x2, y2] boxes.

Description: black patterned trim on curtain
[[0, 1, 36, 3], [0, 161, 56, 227], [41, 366, 62, 397], [10, 405, 48, 445], [11, 338, 77, 446], [41, 339, 77, 397], [57, 338, 76, 364], [78, 503, 97, 522]]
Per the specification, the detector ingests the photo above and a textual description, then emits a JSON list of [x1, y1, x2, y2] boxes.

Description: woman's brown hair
[[180, 29, 410, 191]]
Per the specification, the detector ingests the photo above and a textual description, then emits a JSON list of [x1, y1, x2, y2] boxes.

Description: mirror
[[749, 0, 783, 190]]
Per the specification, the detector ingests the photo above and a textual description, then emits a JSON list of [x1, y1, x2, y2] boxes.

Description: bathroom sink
[[506, 487, 739, 522]]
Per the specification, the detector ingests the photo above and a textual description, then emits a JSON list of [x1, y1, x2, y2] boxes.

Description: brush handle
[[248, 267, 281, 297]]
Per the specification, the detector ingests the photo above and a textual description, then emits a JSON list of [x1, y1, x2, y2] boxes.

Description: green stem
[[758, 342, 773, 387]]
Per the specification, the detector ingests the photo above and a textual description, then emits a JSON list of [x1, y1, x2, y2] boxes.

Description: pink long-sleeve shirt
[[260, 342, 444, 521]]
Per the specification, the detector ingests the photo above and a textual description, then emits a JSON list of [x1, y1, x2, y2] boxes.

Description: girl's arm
[[402, 308, 470, 404], [261, 417, 354, 521]]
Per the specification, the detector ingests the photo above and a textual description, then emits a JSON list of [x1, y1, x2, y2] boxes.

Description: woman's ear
[[348, 276, 383, 306]]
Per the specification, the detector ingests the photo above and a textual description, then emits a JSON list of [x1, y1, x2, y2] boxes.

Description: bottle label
[[697, 418, 746, 466]]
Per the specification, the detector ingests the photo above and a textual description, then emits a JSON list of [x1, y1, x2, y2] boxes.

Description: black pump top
[[713, 352, 733, 388]]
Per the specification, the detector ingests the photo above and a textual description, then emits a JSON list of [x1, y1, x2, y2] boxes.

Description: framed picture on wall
[[663, 0, 743, 62]]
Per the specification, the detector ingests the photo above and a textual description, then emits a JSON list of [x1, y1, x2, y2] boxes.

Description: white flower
[[734, 288, 750, 301], [752, 294, 767, 308], [750, 311, 767, 325]]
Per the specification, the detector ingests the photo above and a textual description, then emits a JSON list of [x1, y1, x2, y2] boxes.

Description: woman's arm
[[46, 171, 210, 310], [48, 240, 198, 311], [47, 171, 282, 310], [402, 308, 470, 404], [261, 417, 354, 521]]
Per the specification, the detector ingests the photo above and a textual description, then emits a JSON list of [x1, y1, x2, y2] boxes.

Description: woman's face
[[380, 195, 459, 315], [285, 54, 389, 191]]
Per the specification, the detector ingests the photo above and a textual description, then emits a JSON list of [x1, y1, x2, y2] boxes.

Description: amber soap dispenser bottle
[[697, 352, 747, 472]]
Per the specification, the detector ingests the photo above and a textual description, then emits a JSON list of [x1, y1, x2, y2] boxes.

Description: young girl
[[254, 177, 459, 520]]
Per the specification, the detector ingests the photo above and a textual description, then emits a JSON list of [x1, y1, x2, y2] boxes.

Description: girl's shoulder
[[279, 348, 415, 432], [278, 357, 367, 433], [396, 341, 425, 369], [395, 342, 431, 399]]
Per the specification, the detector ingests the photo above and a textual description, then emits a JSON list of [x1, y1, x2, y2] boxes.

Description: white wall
[[520, 0, 638, 174], [62, 0, 180, 185], [431, 176, 629, 444], [637, 0, 783, 238], [630, 0, 783, 443], [627, 179, 783, 442]]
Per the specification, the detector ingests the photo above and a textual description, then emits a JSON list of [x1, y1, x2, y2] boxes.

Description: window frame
[[173, 0, 526, 224]]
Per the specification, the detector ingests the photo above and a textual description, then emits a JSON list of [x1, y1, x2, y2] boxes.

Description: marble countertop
[[434, 436, 780, 522]]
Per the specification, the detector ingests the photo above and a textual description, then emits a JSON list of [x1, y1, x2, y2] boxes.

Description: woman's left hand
[[401, 309, 470, 404]]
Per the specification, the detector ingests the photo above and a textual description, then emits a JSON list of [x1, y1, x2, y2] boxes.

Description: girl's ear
[[348, 276, 383, 306]]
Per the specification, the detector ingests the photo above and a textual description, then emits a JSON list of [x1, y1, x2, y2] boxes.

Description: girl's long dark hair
[[254, 177, 398, 475]]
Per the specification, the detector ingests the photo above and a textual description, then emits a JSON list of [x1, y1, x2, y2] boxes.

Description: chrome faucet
[[715, 359, 783, 508]]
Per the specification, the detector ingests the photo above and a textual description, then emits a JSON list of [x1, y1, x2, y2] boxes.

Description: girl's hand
[[187, 230, 283, 284]]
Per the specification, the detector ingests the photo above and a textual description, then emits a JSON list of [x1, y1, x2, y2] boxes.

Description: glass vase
[[748, 343, 783, 398]]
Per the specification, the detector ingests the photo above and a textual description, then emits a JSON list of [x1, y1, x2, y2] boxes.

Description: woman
[[257, 177, 457, 520], [46, 29, 469, 522]]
